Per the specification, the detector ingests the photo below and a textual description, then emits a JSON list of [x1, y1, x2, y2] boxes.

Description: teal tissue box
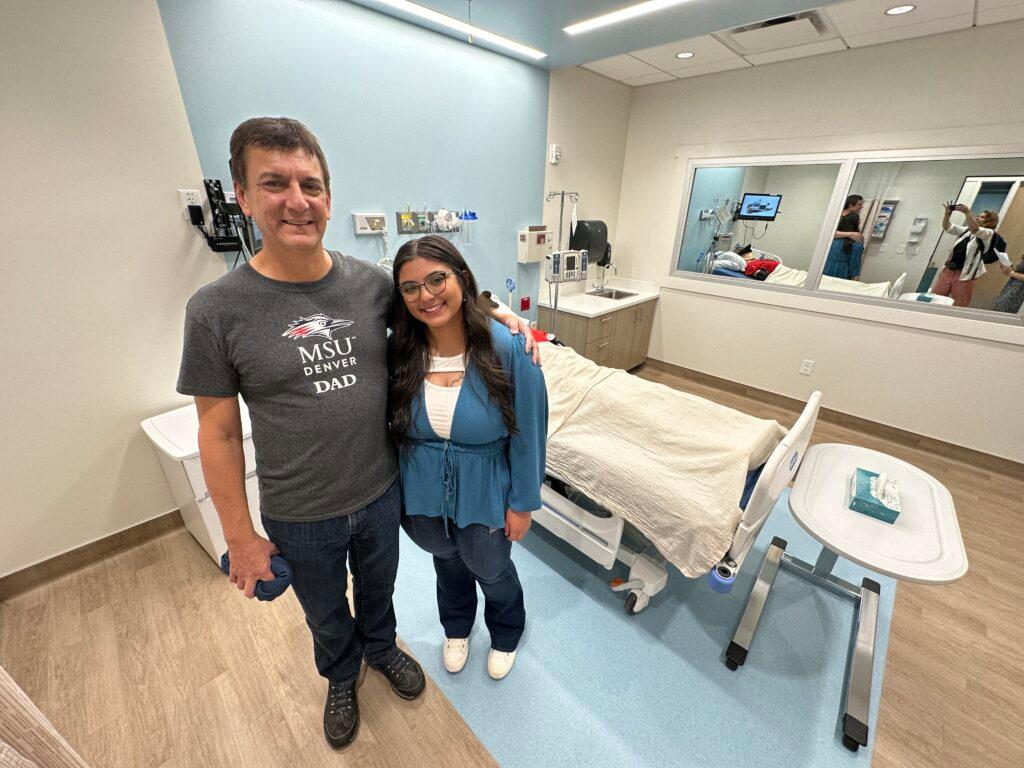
[[848, 468, 901, 524]]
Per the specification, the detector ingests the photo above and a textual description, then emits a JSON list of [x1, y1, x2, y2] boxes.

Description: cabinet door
[[609, 306, 637, 369], [628, 301, 657, 369]]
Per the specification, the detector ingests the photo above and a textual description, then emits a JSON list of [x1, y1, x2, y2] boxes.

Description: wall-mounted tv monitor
[[736, 193, 782, 221]]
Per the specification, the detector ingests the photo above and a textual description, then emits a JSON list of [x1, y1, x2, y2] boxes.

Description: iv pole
[[545, 190, 578, 338]]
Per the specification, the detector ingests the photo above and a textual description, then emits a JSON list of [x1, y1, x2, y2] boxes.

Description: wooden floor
[[2, 364, 1022, 767], [0, 530, 496, 768]]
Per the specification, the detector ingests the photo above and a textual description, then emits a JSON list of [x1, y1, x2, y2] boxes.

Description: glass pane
[[677, 164, 841, 290], [820, 157, 1024, 316]]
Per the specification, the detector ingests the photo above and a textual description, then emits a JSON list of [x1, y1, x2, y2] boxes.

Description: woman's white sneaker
[[487, 649, 517, 680], [442, 638, 469, 673]]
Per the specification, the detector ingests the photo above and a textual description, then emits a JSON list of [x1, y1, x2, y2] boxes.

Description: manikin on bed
[[536, 342, 821, 614]]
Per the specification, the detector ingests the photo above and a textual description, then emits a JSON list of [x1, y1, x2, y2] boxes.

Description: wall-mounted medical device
[[184, 179, 258, 261], [518, 227, 553, 264], [353, 213, 387, 234], [735, 193, 783, 222], [545, 249, 588, 283]]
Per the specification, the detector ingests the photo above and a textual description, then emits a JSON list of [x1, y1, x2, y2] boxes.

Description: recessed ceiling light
[[675, 52, 695, 59], [884, 5, 915, 15], [375, 0, 546, 59], [564, 0, 691, 36]]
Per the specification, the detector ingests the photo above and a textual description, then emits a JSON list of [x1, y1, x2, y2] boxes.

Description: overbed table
[[725, 443, 968, 751]]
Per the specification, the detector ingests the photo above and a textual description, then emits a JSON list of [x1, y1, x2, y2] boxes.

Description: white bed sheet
[[765, 263, 891, 297], [540, 344, 784, 577]]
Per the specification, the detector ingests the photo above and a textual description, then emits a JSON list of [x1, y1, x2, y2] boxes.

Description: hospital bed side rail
[[709, 391, 822, 593]]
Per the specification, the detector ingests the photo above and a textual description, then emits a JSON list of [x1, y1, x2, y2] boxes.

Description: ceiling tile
[[630, 35, 741, 71], [621, 72, 677, 86], [665, 58, 751, 79], [977, 2, 1024, 25], [581, 54, 660, 81], [744, 37, 847, 65], [825, 0, 972, 38], [843, 13, 973, 47]]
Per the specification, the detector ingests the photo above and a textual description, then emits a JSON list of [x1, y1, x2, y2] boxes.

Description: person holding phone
[[933, 203, 1007, 307]]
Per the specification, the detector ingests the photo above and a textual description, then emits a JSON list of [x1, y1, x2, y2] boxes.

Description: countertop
[[536, 280, 660, 319]]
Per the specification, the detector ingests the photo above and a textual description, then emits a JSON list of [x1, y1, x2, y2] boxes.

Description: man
[[176, 117, 534, 749], [934, 204, 1009, 307]]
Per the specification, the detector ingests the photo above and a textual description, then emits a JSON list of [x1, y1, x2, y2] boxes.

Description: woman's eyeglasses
[[399, 271, 452, 300]]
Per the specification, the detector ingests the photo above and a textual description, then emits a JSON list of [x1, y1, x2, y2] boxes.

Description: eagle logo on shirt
[[282, 314, 354, 341]]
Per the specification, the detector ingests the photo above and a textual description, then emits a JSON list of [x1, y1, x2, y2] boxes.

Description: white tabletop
[[789, 443, 968, 584]]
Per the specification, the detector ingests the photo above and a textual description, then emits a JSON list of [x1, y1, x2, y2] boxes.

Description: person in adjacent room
[[823, 194, 865, 280], [388, 236, 547, 682], [176, 117, 535, 750], [994, 255, 1024, 314], [932, 204, 1007, 307]]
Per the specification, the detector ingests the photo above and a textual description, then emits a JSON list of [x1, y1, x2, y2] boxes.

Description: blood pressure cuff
[[219, 552, 293, 601]]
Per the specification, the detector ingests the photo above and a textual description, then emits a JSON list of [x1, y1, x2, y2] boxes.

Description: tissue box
[[848, 468, 901, 524]]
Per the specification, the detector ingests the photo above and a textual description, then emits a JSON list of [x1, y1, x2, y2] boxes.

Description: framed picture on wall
[[870, 199, 899, 240]]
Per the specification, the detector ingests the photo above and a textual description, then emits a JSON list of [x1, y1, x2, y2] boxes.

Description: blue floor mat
[[393, 490, 894, 767]]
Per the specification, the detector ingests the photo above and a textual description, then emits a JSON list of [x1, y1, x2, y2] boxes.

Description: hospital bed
[[535, 342, 821, 614]]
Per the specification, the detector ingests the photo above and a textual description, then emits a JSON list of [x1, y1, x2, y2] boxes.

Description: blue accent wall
[[677, 167, 746, 272], [156, 0, 549, 315]]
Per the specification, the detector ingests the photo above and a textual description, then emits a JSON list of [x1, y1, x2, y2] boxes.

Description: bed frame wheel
[[624, 590, 649, 615]]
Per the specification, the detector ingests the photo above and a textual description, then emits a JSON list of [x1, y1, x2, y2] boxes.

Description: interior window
[[676, 163, 841, 288]]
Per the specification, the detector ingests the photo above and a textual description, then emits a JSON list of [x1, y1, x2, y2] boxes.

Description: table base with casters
[[725, 537, 880, 751], [723, 442, 968, 754]]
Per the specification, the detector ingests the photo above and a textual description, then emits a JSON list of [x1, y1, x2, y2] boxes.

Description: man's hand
[[227, 534, 278, 599], [504, 509, 532, 542], [1002, 264, 1014, 276], [503, 315, 540, 364]]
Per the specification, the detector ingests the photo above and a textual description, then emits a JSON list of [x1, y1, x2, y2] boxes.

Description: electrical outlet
[[178, 188, 202, 220], [799, 359, 814, 376]]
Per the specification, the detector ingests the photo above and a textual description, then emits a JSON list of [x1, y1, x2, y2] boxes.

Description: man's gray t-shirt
[[177, 251, 397, 522]]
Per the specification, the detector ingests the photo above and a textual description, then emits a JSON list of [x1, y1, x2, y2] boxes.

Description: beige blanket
[[541, 344, 784, 577]]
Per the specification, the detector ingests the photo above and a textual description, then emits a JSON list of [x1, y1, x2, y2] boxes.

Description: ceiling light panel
[[564, 0, 691, 35], [374, 0, 545, 59]]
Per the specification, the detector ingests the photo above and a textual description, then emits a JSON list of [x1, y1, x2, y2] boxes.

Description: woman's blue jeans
[[401, 513, 525, 653]]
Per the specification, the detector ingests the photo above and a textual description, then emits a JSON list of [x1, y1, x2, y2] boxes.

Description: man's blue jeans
[[262, 479, 401, 683], [401, 512, 525, 653]]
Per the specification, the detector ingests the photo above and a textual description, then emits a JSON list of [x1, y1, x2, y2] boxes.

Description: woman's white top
[[424, 353, 465, 440]]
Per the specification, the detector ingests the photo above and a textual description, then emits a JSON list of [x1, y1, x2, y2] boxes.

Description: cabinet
[[538, 298, 657, 370]]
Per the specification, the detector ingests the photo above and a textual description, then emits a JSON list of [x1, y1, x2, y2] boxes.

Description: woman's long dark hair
[[388, 235, 517, 444]]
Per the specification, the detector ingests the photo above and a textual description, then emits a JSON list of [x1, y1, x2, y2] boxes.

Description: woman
[[823, 194, 865, 280], [388, 235, 547, 681], [994, 256, 1024, 314]]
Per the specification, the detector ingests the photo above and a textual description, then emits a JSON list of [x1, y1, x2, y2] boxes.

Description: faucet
[[595, 263, 618, 292]]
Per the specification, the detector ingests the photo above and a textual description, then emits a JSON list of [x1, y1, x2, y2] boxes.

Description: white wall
[[543, 67, 632, 249], [607, 21, 1024, 462], [0, 0, 225, 576]]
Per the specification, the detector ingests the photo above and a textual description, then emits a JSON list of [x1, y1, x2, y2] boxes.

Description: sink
[[586, 289, 637, 300]]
